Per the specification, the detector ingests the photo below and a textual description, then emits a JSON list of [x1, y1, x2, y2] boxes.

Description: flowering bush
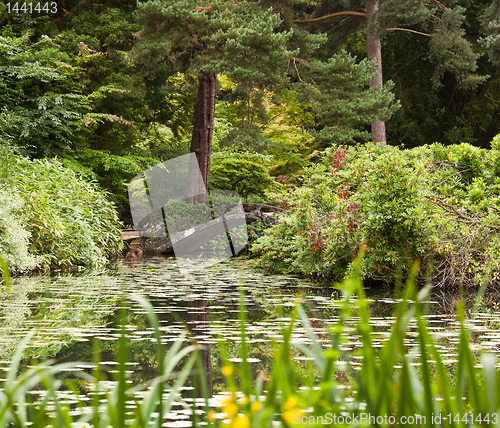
[[252, 140, 500, 287]]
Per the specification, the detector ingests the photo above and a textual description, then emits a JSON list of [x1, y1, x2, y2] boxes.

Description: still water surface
[[1, 256, 499, 425]]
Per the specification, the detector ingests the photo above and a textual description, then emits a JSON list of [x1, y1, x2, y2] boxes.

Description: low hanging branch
[[293, 11, 367, 24], [184, 23, 204, 50], [385, 27, 431, 37], [293, 12, 431, 38]]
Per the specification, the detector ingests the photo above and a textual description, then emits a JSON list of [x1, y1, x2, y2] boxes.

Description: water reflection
[[184, 299, 213, 396], [0, 256, 500, 424]]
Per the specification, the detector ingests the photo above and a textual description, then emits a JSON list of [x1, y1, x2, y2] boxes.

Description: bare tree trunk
[[52, 0, 64, 26], [185, 71, 217, 204], [366, 0, 386, 143]]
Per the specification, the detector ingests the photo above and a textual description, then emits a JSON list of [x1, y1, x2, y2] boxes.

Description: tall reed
[[1, 254, 499, 427], [214, 257, 500, 427]]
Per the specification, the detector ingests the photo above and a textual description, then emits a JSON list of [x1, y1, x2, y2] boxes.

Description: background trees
[[135, 0, 293, 195], [1, 0, 500, 217], [290, 0, 488, 143]]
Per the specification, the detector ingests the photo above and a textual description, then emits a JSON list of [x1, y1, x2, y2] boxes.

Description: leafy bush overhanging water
[[252, 139, 500, 287], [0, 143, 123, 273]]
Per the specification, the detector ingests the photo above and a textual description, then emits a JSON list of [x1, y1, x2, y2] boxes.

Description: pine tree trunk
[[366, 0, 386, 143], [185, 71, 217, 204]]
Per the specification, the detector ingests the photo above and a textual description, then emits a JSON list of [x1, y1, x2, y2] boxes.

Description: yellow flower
[[283, 408, 304, 423], [240, 395, 249, 405], [207, 410, 217, 422], [220, 394, 235, 407], [251, 401, 262, 413], [223, 403, 238, 420], [222, 365, 234, 376], [232, 415, 250, 428], [284, 396, 298, 410]]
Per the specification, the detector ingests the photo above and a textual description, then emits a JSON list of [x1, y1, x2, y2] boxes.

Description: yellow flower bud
[[283, 408, 304, 423], [251, 401, 262, 413], [222, 365, 234, 376], [207, 410, 217, 422], [220, 394, 235, 407], [223, 403, 238, 420], [284, 396, 298, 410], [232, 415, 250, 428]]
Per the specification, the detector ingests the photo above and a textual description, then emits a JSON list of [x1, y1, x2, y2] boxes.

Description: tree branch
[[290, 57, 309, 65], [425, 196, 480, 223], [184, 23, 204, 50], [385, 27, 431, 37], [294, 11, 367, 24]]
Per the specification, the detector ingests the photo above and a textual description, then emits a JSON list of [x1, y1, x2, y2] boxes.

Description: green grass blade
[[130, 294, 165, 428], [481, 353, 497, 416], [0, 256, 11, 289], [6, 331, 35, 386], [238, 282, 251, 396]]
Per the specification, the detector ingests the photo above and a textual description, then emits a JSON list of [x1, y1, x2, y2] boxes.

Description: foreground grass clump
[[1, 256, 500, 427], [0, 143, 122, 273], [252, 138, 500, 287], [214, 260, 500, 427], [0, 259, 200, 427]]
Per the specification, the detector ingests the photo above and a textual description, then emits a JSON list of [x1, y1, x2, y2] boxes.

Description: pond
[[1, 256, 499, 426]]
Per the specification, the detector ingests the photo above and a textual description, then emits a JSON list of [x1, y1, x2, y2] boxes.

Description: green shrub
[[0, 188, 40, 274], [209, 148, 279, 200], [0, 144, 123, 273], [252, 140, 500, 287]]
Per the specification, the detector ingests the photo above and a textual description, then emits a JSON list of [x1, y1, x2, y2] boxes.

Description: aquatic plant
[[1, 255, 500, 427], [212, 257, 500, 427], [0, 257, 203, 427]]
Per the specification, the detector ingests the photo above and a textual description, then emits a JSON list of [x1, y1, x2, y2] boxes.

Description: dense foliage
[[252, 138, 500, 287], [0, 144, 123, 273], [1, 0, 500, 279], [209, 149, 278, 200]]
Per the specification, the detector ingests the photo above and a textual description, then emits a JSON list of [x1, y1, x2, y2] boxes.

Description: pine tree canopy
[[135, 0, 294, 90], [293, 0, 488, 90]]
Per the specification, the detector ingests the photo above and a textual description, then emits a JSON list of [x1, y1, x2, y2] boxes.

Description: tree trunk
[[185, 71, 217, 204], [366, 0, 386, 143], [52, 0, 64, 26]]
